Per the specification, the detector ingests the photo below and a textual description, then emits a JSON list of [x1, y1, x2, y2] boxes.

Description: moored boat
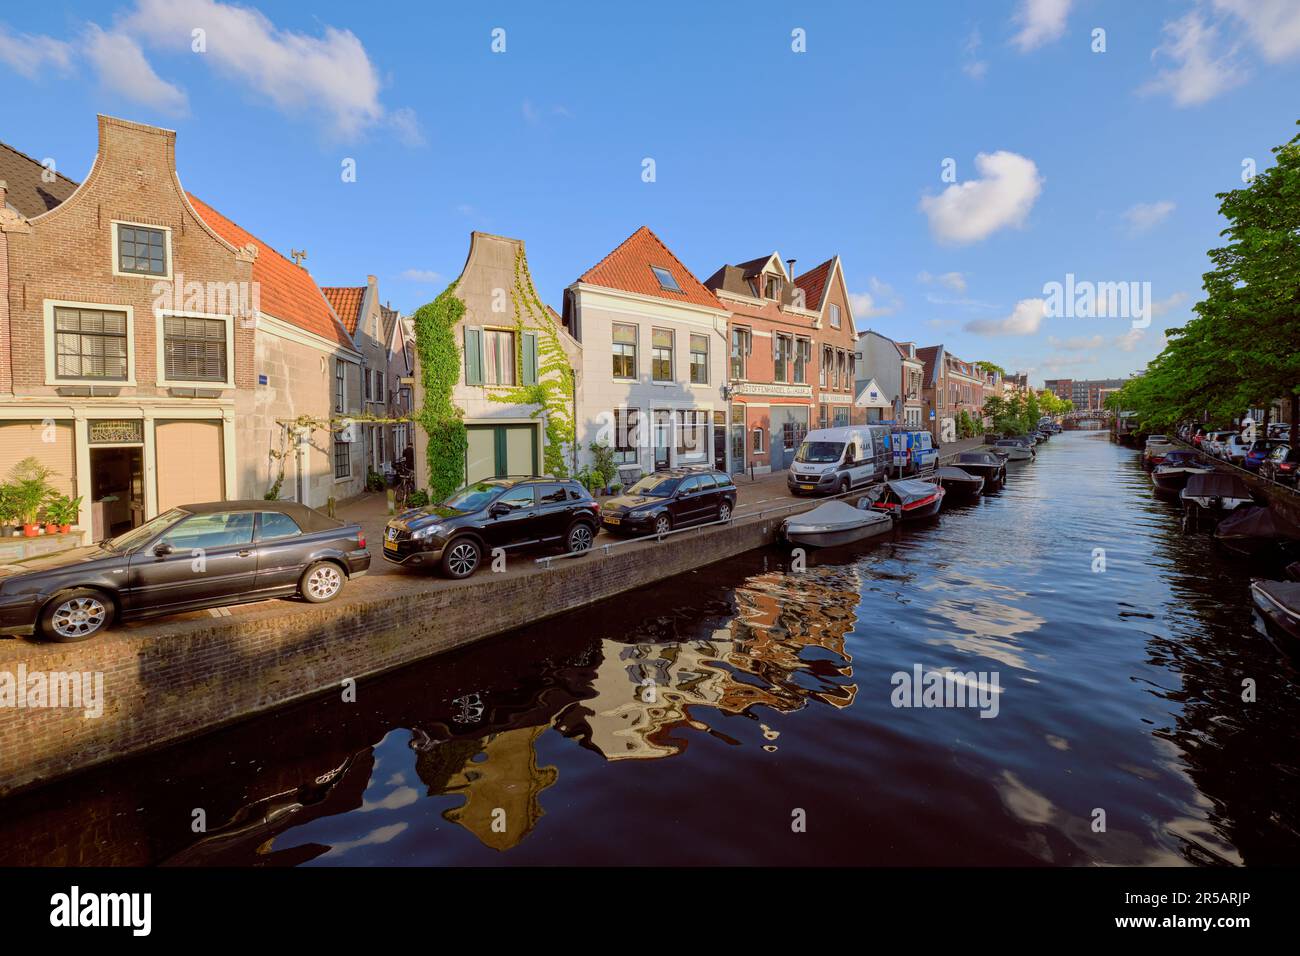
[[1151, 450, 1213, 494], [935, 465, 985, 500], [861, 478, 946, 520], [954, 451, 1007, 488], [1251, 579, 1300, 641], [993, 439, 1033, 461], [1180, 472, 1254, 530], [1213, 505, 1300, 559], [781, 500, 893, 548]]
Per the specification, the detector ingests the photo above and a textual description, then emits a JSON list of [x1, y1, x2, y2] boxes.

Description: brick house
[[703, 253, 816, 475], [564, 226, 726, 479], [0, 115, 364, 539], [917, 344, 985, 441], [794, 257, 860, 434]]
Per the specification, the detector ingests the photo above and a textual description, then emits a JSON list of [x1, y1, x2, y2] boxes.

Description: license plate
[[604, 516, 621, 525], [800, 484, 815, 491], [384, 540, 398, 551]]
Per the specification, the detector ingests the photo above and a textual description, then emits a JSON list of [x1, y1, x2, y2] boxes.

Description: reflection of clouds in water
[[918, 575, 1044, 672], [322, 822, 408, 858], [361, 786, 419, 812]]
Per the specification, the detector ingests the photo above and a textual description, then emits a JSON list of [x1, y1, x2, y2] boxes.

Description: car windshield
[[1250, 441, 1279, 452], [104, 509, 187, 552], [628, 474, 682, 497], [443, 482, 506, 511], [795, 441, 844, 464]]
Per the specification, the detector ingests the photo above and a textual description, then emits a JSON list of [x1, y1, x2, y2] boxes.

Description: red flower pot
[[22, 524, 39, 537], [59, 524, 72, 534], [45, 523, 59, 535]]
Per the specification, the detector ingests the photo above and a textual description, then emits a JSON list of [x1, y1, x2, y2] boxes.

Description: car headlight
[[412, 523, 444, 540]]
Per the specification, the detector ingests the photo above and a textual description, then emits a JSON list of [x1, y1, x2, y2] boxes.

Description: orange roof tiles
[[186, 193, 353, 349], [321, 286, 366, 335], [794, 257, 834, 312], [576, 226, 722, 310]]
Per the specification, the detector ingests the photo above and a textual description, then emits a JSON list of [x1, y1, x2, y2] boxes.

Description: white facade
[[566, 284, 729, 477]]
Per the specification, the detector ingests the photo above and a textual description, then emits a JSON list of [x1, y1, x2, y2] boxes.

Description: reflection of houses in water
[[412, 726, 558, 852], [576, 566, 861, 760]]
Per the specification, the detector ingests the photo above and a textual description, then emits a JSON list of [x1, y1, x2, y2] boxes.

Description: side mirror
[[153, 542, 173, 557], [488, 502, 509, 517]]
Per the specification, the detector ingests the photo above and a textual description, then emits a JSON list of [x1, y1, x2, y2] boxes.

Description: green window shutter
[[522, 331, 538, 385], [464, 327, 483, 385]]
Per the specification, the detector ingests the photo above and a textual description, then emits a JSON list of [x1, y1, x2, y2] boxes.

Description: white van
[[788, 426, 889, 496]]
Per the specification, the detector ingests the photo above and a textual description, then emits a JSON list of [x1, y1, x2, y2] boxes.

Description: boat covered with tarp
[[936, 466, 985, 499], [1251, 579, 1300, 641], [781, 499, 893, 548], [1214, 505, 1300, 558], [954, 451, 1006, 486], [860, 479, 945, 520], [1180, 472, 1254, 529], [1151, 449, 1213, 493]]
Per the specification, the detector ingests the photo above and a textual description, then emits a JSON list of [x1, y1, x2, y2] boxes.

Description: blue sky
[[3, 0, 1299, 385]]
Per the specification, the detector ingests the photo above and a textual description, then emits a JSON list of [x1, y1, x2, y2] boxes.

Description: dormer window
[[114, 222, 169, 277], [764, 276, 782, 300], [651, 266, 682, 292]]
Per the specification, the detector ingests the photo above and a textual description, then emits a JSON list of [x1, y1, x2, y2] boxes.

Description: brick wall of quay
[[0, 511, 797, 796]]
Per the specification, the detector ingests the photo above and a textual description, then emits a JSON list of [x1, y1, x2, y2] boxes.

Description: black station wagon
[[600, 468, 737, 536], [382, 476, 601, 579], [0, 501, 371, 642]]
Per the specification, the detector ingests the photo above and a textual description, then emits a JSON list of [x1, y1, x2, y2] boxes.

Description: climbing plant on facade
[[488, 248, 576, 477], [414, 282, 469, 501]]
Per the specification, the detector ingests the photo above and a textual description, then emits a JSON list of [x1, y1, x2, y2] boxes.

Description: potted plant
[[8, 457, 55, 538], [44, 494, 82, 534], [0, 483, 18, 537]]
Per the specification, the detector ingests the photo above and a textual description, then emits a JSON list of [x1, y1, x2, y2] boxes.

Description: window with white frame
[[829, 303, 841, 329], [651, 328, 673, 382], [613, 323, 637, 379], [163, 315, 227, 383], [689, 333, 708, 384], [614, 407, 641, 464], [335, 359, 346, 413], [483, 329, 517, 386], [676, 409, 706, 456], [730, 327, 750, 380], [54, 306, 128, 381]]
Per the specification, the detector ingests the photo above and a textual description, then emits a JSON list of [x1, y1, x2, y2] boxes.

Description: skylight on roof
[[651, 266, 682, 292]]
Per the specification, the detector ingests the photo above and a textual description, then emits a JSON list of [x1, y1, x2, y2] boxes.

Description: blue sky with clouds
[[3, 0, 1299, 385]]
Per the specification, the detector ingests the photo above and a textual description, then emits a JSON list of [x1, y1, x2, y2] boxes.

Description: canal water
[[2, 430, 1298, 865]]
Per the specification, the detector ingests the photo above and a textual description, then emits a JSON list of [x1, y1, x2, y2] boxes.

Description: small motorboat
[[1180, 472, 1254, 530], [935, 465, 985, 500], [954, 451, 1006, 488], [781, 500, 892, 548], [1250, 579, 1300, 641], [1151, 449, 1213, 494], [993, 439, 1033, 461], [1213, 505, 1300, 559], [861, 478, 946, 520]]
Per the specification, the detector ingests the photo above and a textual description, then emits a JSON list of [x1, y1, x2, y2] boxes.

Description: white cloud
[[1143, 12, 1246, 107], [850, 278, 902, 318], [1123, 200, 1176, 234], [1040, 353, 1094, 372], [920, 151, 1044, 244], [1010, 0, 1073, 52], [122, 0, 397, 138], [965, 297, 1047, 336], [918, 270, 968, 293], [0, 25, 73, 78], [1213, 0, 1300, 62], [400, 269, 444, 283], [1113, 329, 1145, 352], [962, 29, 988, 78], [1151, 291, 1189, 317], [1047, 334, 1104, 351], [84, 24, 187, 114]]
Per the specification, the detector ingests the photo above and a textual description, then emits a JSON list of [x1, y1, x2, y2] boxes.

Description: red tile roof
[[320, 286, 366, 335], [794, 257, 834, 312], [576, 226, 722, 310], [186, 194, 353, 349]]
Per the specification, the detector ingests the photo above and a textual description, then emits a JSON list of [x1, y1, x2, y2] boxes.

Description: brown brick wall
[[0, 508, 810, 796], [3, 116, 253, 398]]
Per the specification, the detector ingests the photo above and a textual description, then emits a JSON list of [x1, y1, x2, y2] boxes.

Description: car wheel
[[718, 501, 732, 522], [300, 561, 345, 603], [441, 537, 482, 579], [39, 588, 113, 642], [566, 521, 595, 554], [838, 478, 850, 495], [653, 514, 672, 536]]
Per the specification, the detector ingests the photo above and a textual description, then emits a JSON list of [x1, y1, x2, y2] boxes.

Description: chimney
[[367, 274, 378, 288], [786, 258, 796, 281]]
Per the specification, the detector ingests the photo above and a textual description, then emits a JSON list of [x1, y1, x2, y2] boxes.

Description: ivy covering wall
[[489, 248, 576, 477], [414, 282, 468, 501]]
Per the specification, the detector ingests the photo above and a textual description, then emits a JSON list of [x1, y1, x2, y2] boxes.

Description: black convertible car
[[0, 501, 370, 642]]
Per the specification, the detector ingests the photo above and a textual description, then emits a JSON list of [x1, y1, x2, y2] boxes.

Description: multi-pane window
[[764, 276, 781, 300], [773, 334, 791, 384], [676, 410, 706, 456], [333, 436, 350, 478], [54, 307, 128, 380], [820, 345, 831, 387], [829, 303, 841, 329], [689, 333, 708, 384], [613, 323, 637, 379], [483, 329, 517, 386], [651, 329, 673, 382], [364, 368, 373, 401], [651, 266, 682, 292], [614, 407, 641, 464], [163, 316, 227, 382], [117, 224, 167, 276], [376, 370, 385, 404], [752, 428, 765, 453], [334, 359, 345, 412], [837, 350, 847, 390], [794, 338, 811, 384], [730, 327, 750, 380]]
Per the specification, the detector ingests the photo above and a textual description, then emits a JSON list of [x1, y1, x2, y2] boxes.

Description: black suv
[[600, 468, 737, 536], [382, 476, 600, 578]]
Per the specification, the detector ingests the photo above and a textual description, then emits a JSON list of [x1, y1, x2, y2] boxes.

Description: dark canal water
[[3, 430, 1298, 866]]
